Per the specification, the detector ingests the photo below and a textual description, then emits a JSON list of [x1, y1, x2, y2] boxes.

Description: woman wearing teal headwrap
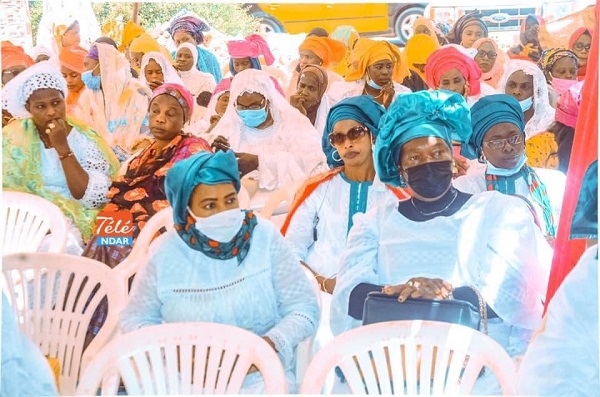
[[331, 90, 552, 393], [120, 150, 319, 393], [454, 94, 565, 239], [518, 160, 598, 396], [282, 96, 409, 352]]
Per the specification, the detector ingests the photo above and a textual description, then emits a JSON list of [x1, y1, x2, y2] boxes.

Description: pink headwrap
[[424, 46, 482, 96], [213, 77, 231, 97], [227, 34, 275, 65], [569, 27, 593, 49], [471, 38, 506, 89], [151, 83, 195, 122], [555, 80, 583, 128]]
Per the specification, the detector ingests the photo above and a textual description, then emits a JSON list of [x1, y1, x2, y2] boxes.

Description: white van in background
[[424, 0, 592, 50]]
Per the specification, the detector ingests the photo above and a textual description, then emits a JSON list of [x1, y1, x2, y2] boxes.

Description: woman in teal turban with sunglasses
[[120, 150, 319, 392], [331, 90, 552, 394]]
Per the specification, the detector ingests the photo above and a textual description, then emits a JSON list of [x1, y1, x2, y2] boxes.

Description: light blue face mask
[[367, 78, 382, 90], [81, 70, 101, 91], [487, 153, 528, 176], [236, 106, 268, 128], [519, 96, 533, 112]]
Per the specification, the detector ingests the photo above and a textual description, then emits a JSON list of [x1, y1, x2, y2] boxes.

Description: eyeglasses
[[328, 125, 369, 146], [475, 50, 498, 60], [235, 99, 265, 111], [574, 43, 591, 52], [483, 134, 523, 150]]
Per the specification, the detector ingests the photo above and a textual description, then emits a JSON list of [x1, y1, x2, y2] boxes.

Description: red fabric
[[544, 11, 598, 312], [424, 46, 481, 96], [280, 167, 410, 235], [569, 27, 593, 49], [1, 41, 34, 70], [227, 34, 275, 66]]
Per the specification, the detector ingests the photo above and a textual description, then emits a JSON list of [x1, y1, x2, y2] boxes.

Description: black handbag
[[362, 287, 487, 333]]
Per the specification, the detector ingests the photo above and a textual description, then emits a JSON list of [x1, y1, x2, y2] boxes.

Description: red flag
[[544, 6, 598, 312]]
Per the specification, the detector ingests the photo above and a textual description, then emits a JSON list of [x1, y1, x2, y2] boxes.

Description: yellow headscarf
[[330, 25, 360, 77], [345, 38, 410, 83], [129, 33, 174, 65], [412, 17, 439, 43], [405, 34, 440, 79], [120, 20, 145, 52]]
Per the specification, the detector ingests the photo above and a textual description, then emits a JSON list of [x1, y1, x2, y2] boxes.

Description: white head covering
[[211, 68, 318, 150], [30, 45, 54, 61], [139, 51, 184, 87], [2, 61, 67, 119], [175, 43, 216, 97], [498, 59, 554, 139]]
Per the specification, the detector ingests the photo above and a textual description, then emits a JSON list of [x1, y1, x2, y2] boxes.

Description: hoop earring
[[332, 149, 342, 162], [478, 151, 487, 164]]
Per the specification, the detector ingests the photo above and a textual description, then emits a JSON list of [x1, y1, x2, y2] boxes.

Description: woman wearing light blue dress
[[120, 150, 319, 392]]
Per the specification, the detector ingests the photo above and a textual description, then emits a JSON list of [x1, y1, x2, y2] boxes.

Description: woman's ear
[[24, 101, 30, 113]]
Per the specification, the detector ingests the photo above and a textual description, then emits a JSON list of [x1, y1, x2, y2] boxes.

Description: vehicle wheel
[[251, 11, 284, 34], [394, 6, 425, 46]]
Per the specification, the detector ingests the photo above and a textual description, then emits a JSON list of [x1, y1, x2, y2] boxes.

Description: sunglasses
[[328, 125, 369, 146], [483, 134, 523, 150]]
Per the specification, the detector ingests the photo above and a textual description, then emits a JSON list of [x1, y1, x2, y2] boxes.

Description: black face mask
[[405, 160, 453, 198]]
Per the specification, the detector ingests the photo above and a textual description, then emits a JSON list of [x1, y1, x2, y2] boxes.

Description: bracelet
[[58, 150, 74, 160]]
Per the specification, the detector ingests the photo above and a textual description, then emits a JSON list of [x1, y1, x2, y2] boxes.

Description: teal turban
[[571, 160, 598, 239], [165, 150, 241, 225], [374, 90, 471, 187], [323, 95, 386, 168], [462, 94, 525, 160]]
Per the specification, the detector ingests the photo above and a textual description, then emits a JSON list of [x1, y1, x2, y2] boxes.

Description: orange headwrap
[[405, 34, 440, 79], [346, 38, 410, 83], [424, 46, 482, 96], [59, 46, 88, 74], [1, 41, 34, 70], [121, 20, 145, 51], [298, 36, 346, 68]]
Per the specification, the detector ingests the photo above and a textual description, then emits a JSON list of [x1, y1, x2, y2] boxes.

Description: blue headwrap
[[462, 94, 525, 160], [165, 150, 241, 225], [323, 95, 386, 168], [374, 90, 471, 187], [229, 57, 262, 76]]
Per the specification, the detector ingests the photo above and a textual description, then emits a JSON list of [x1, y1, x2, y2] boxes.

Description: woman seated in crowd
[[455, 94, 565, 241], [508, 15, 545, 63], [59, 45, 88, 119], [30, 45, 52, 63], [283, 96, 409, 345], [175, 42, 216, 98], [78, 42, 152, 161], [472, 37, 506, 90], [285, 35, 345, 99], [538, 48, 579, 108], [2, 61, 119, 254], [446, 11, 488, 49], [425, 45, 494, 107], [518, 160, 598, 395], [404, 33, 440, 87], [209, 68, 325, 200], [289, 64, 329, 134], [327, 38, 412, 109], [2, 41, 34, 126], [127, 33, 172, 75], [203, 78, 231, 135], [120, 150, 319, 392], [331, 90, 552, 393], [83, 83, 211, 266], [139, 51, 184, 91], [498, 59, 555, 140], [550, 80, 583, 173], [569, 27, 593, 80], [168, 14, 221, 83]]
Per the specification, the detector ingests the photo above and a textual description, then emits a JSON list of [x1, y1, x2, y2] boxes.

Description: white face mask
[[187, 207, 244, 242]]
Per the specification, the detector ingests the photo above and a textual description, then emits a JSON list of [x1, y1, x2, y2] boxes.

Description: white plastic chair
[[295, 266, 322, 386], [76, 322, 288, 395], [2, 253, 128, 395], [2, 190, 70, 254], [299, 320, 517, 395]]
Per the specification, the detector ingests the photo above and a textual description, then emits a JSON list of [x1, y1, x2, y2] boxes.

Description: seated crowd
[[1, 9, 597, 395]]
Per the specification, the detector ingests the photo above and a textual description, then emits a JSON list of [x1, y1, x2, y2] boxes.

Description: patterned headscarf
[[447, 11, 488, 45], [150, 83, 195, 123], [169, 15, 210, 44], [538, 48, 579, 83], [425, 46, 482, 96], [375, 90, 471, 187], [298, 64, 328, 98], [323, 95, 386, 168]]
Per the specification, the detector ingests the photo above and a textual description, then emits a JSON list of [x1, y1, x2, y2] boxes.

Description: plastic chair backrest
[[295, 266, 322, 386], [2, 191, 69, 254], [76, 322, 287, 395], [299, 320, 517, 395], [2, 253, 128, 395]]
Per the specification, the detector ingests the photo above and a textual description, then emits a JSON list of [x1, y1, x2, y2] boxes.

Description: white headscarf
[[175, 43, 216, 97], [139, 51, 184, 87], [30, 45, 54, 61], [3, 61, 67, 119], [498, 60, 555, 139]]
